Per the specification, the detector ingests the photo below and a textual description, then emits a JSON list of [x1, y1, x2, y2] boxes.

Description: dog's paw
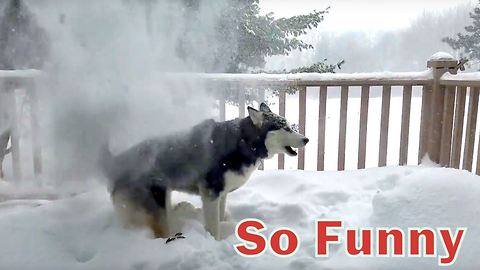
[[165, 232, 186, 244]]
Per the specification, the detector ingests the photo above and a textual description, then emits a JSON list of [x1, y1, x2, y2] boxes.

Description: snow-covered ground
[[0, 165, 478, 270]]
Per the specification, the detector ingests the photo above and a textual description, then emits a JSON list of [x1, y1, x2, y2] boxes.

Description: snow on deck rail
[[0, 69, 42, 79], [194, 70, 433, 86], [441, 72, 480, 87]]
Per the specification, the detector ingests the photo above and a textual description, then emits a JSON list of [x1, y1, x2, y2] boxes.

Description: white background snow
[[1, 0, 480, 269]]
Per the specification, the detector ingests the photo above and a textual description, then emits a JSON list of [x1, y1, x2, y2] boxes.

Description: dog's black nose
[[303, 138, 309, 145]]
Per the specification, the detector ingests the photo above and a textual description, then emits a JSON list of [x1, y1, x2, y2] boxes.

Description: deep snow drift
[[0, 165, 478, 270]]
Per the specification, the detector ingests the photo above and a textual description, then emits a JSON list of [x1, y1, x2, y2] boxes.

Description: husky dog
[[102, 103, 308, 240]]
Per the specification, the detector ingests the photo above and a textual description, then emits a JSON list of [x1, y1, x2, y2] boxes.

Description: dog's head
[[248, 102, 309, 158]]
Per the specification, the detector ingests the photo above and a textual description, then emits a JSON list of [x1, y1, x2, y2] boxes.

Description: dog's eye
[[290, 124, 299, 132]]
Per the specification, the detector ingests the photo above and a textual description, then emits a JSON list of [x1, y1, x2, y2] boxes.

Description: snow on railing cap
[[191, 70, 433, 84], [0, 69, 42, 78], [429, 52, 455, 61]]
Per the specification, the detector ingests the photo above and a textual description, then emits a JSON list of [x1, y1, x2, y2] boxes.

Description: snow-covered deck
[[0, 166, 478, 269]]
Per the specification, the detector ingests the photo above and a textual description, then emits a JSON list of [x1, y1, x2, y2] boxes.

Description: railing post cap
[[429, 52, 455, 61], [427, 52, 458, 69]]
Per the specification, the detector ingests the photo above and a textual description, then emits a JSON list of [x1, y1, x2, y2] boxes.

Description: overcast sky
[[260, 0, 476, 32]]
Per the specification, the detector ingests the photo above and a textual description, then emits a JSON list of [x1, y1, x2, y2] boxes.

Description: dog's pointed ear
[[259, 102, 272, 113], [247, 106, 263, 127]]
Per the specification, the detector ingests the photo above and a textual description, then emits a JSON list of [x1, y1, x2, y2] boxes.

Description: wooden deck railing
[[4, 53, 480, 180], [204, 53, 480, 174], [438, 71, 480, 173], [206, 71, 432, 171], [0, 70, 42, 180]]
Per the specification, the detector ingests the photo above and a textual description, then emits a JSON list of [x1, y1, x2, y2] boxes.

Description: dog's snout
[[303, 138, 309, 145]]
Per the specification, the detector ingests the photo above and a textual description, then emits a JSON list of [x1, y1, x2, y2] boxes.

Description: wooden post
[[28, 79, 42, 177], [439, 86, 456, 166], [317, 86, 327, 171], [399, 85, 412, 165], [0, 79, 8, 179], [357, 85, 369, 169], [278, 89, 286, 169], [219, 87, 226, 121], [5, 80, 21, 180], [378, 85, 391, 167], [258, 88, 266, 104], [298, 86, 307, 170], [420, 54, 459, 164], [258, 89, 266, 170], [418, 85, 431, 163], [451, 87, 467, 168], [238, 84, 245, 118], [463, 88, 479, 171], [338, 86, 348, 171]]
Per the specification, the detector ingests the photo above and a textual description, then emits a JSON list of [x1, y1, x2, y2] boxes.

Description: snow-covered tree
[[0, 0, 50, 70], [177, 0, 338, 73], [443, 2, 480, 63]]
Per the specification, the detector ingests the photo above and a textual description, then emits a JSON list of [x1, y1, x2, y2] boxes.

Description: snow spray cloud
[[23, 0, 236, 185]]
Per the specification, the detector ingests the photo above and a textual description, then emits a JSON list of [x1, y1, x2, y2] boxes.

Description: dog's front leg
[[219, 194, 227, 222], [199, 187, 220, 240]]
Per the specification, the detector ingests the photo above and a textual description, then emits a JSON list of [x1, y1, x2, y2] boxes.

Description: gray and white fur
[[101, 103, 308, 240]]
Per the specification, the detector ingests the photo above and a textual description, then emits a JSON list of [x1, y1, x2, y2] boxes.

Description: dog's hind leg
[[146, 212, 168, 238], [112, 184, 171, 239], [149, 185, 171, 238]]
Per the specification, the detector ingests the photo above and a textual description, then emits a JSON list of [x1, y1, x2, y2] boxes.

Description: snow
[[0, 69, 42, 78], [442, 72, 480, 81], [0, 181, 57, 202], [429, 52, 455, 61], [0, 69, 434, 83], [0, 165, 478, 269], [184, 70, 433, 84]]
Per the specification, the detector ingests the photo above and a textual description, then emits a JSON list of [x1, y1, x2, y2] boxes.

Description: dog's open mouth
[[284, 146, 298, 156]]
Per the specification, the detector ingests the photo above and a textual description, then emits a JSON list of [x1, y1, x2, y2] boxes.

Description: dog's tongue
[[285, 146, 297, 156]]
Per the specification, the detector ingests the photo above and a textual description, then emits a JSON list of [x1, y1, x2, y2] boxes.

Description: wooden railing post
[[28, 79, 42, 177], [5, 79, 22, 180], [237, 84, 246, 118], [420, 53, 459, 164], [298, 86, 307, 170], [258, 88, 265, 170], [278, 89, 286, 170]]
